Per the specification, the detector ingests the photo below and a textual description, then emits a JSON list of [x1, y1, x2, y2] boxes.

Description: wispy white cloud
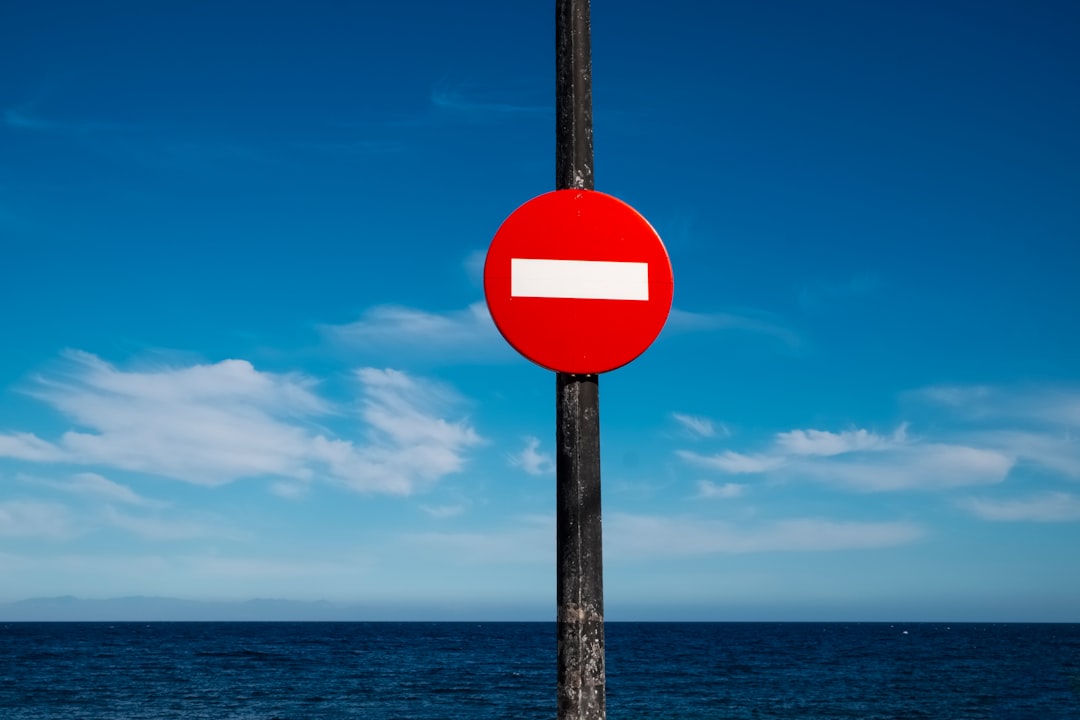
[[3, 107, 47, 130], [421, 503, 466, 519], [3, 104, 141, 136], [958, 492, 1080, 522], [269, 481, 309, 499], [775, 426, 906, 456], [377, 83, 548, 130], [0, 351, 482, 496], [428, 85, 547, 121], [795, 444, 1013, 492], [667, 308, 800, 348], [679, 449, 783, 474], [913, 383, 1080, 430], [910, 383, 1080, 477], [101, 506, 235, 542], [672, 412, 725, 439], [9, 472, 242, 542], [680, 384, 1080, 499], [0, 501, 72, 539], [510, 436, 553, 476], [11, 351, 326, 486], [323, 368, 483, 494], [463, 249, 486, 287], [48, 472, 160, 507], [0, 433, 66, 462], [680, 425, 1012, 491], [696, 480, 744, 499], [911, 384, 994, 410], [322, 302, 511, 363], [983, 431, 1080, 479]]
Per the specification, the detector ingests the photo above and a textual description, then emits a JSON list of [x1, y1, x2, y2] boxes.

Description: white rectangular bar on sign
[[510, 258, 649, 301]]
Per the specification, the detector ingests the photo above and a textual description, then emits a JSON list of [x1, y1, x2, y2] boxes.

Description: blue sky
[[1, 0, 1078, 621]]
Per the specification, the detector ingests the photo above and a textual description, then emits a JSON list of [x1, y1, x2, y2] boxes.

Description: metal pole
[[556, 0, 593, 192], [555, 2, 604, 720]]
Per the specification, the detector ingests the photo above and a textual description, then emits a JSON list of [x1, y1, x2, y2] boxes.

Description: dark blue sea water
[[2, 622, 1078, 719]]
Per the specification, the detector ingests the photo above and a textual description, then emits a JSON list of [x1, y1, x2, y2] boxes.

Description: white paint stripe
[[510, 258, 649, 300]]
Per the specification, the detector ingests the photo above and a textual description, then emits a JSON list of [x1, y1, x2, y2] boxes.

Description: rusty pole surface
[[555, 1, 605, 720]]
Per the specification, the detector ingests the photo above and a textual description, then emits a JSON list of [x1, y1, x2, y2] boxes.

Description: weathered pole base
[[556, 605, 606, 720], [556, 372, 605, 720]]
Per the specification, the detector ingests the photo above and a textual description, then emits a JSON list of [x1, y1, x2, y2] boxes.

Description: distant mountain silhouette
[[0, 596, 357, 622], [0, 596, 548, 622]]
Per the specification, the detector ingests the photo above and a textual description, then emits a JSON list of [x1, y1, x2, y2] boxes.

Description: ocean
[[2, 622, 1078, 719]]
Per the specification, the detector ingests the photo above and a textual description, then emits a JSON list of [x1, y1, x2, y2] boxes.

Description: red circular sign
[[484, 190, 673, 374]]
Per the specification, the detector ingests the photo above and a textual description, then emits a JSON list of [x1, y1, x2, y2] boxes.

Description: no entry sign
[[484, 190, 673, 374]]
